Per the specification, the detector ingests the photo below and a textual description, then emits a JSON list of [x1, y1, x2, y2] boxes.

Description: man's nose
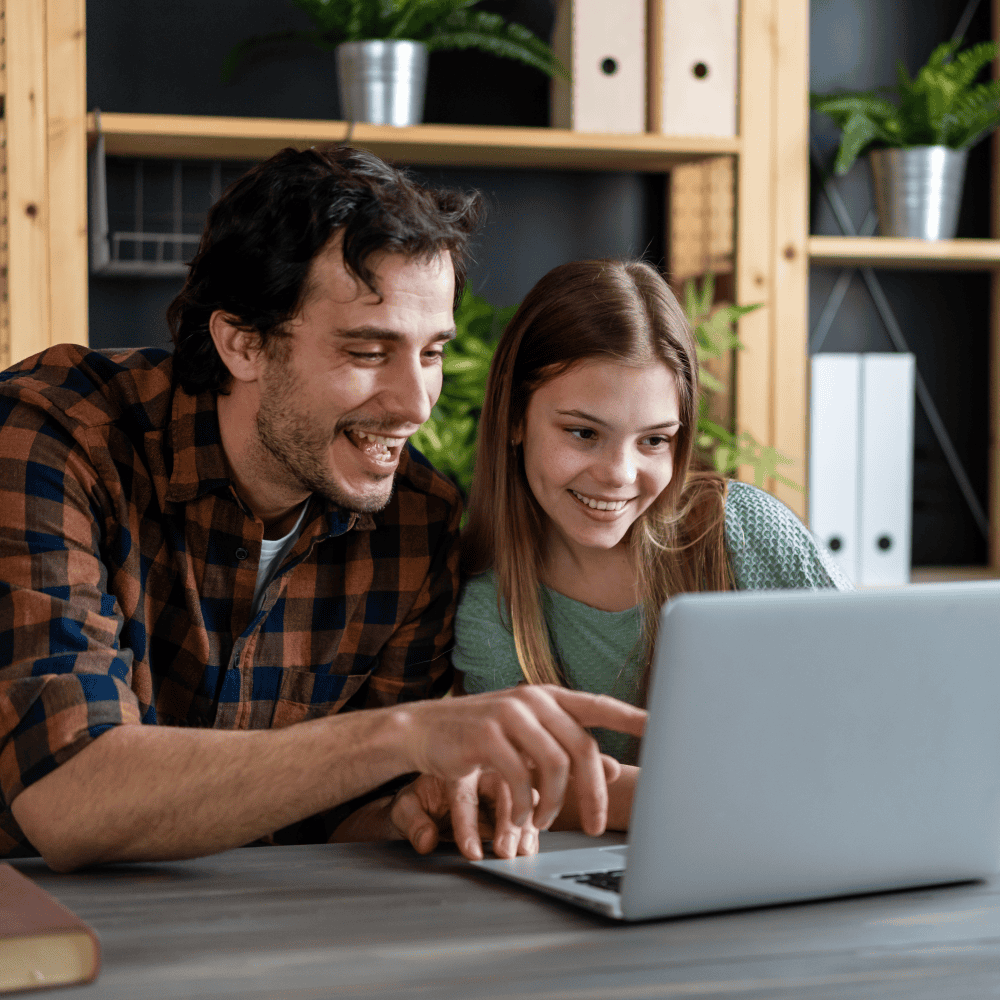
[[383, 353, 435, 428]]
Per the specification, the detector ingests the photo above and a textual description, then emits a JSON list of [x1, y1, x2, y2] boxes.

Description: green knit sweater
[[452, 482, 852, 760]]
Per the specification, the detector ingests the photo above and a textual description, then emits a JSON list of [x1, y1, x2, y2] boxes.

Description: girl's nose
[[595, 446, 637, 486]]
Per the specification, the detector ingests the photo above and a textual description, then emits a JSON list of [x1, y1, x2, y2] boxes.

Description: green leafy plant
[[409, 287, 515, 496], [685, 274, 799, 491], [811, 39, 1000, 176], [222, 0, 567, 83]]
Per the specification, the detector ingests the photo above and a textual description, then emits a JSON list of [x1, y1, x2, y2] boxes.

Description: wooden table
[[10, 832, 1000, 999]]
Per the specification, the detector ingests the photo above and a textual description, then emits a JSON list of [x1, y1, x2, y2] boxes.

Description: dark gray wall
[[810, 0, 992, 566], [87, 0, 663, 346]]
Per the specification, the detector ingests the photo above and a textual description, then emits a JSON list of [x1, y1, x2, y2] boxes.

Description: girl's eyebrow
[[556, 408, 681, 432]]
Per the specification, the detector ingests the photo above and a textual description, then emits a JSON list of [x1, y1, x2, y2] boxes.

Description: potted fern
[[223, 0, 566, 127], [811, 39, 1000, 239]]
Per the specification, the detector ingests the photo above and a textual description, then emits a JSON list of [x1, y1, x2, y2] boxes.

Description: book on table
[[0, 863, 100, 994]]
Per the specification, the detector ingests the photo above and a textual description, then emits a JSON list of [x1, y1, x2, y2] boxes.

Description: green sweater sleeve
[[724, 481, 853, 591], [452, 571, 524, 695]]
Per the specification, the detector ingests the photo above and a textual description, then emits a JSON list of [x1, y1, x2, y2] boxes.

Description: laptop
[[470, 582, 1000, 921]]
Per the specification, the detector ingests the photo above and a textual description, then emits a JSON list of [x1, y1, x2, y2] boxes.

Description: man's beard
[[255, 356, 396, 514]]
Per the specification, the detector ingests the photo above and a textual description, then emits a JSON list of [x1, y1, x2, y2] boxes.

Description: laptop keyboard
[[560, 870, 624, 893]]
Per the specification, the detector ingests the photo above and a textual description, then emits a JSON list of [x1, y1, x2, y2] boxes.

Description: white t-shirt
[[252, 502, 310, 616]]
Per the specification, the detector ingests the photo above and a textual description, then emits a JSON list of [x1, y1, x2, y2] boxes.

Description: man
[[0, 145, 644, 871]]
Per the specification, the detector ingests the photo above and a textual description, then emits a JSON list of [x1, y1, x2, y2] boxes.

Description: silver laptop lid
[[623, 582, 1000, 921]]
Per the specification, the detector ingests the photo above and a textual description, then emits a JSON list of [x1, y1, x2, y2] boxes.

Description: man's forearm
[[11, 684, 647, 870], [11, 707, 413, 872]]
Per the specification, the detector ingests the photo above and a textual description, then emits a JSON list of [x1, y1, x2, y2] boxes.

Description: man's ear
[[209, 310, 263, 385]]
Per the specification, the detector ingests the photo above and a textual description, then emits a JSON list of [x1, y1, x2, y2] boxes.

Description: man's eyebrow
[[336, 326, 457, 342], [556, 408, 681, 432]]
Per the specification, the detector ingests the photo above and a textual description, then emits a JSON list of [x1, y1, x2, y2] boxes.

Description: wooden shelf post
[[736, 0, 810, 521], [5, 0, 88, 368]]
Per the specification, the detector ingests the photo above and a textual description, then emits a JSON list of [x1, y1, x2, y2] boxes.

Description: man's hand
[[387, 771, 538, 859], [387, 755, 625, 860], [394, 686, 644, 854]]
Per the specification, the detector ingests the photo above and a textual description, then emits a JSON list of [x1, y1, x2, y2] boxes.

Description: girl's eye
[[569, 427, 597, 440], [643, 435, 671, 447]]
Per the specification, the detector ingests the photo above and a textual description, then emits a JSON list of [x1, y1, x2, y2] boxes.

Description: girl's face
[[519, 359, 681, 561]]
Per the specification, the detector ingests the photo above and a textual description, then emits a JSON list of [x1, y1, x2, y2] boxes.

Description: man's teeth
[[571, 490, 628, 511], [355, 430, 405, 448]]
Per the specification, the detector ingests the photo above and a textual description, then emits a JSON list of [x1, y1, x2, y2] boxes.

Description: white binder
[[808, 353, 915, 587], [809, 354, 861, 583], [550, 0, 646, 133], [655, 0, 738, 136], [858, 354, 915, 587]]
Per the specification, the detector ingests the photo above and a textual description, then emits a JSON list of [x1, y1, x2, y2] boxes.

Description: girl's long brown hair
[[461, 259, 733, 702]]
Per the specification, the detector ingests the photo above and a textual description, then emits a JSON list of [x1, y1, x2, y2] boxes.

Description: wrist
[[378, 702, 428, 775], [329, 796, 396, 843]]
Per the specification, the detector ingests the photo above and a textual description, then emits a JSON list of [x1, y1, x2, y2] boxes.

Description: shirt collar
[[164, 383, 377, 535]]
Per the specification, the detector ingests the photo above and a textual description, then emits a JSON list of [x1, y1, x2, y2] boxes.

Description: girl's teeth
[[572, 490, 626, 511]]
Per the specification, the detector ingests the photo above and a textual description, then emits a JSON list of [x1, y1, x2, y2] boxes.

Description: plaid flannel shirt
[[0, 345, 461, 856]]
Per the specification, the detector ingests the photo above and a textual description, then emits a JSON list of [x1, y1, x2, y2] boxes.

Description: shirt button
[[235, 547, 249, 561]]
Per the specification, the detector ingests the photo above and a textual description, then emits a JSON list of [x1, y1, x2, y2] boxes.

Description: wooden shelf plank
[[809, 235, 1000, 270], [87, 112, 741, 171], [910, 566, 1000, 583]]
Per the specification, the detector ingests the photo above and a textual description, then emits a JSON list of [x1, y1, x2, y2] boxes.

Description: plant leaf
[[426, 10, 568, 78], [832, 110, 883, 175]]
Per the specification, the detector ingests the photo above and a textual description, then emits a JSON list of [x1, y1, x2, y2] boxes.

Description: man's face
[[254, 245, 456, 513]]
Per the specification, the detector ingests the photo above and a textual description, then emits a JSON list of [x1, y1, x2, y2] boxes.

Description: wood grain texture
[[810, 235, 1000, 270], [734, 0, 775, 487], [769, 0, 809, 519], [6, 0, 50, 367], [0, 6, 9, 371], [0, 2, 6, 98], [668, 157, 735, 282], [44, 0, 87, 354], [88, 112, 740, 172], [8, 835, 1000, 1000]]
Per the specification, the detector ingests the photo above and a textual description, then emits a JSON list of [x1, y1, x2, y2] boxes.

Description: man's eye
[[349, 351, 386, 361]]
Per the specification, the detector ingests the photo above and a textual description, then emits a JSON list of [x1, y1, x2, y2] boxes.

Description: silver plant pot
[[868, 146, 969, 240], [335, 40, 428, 127]]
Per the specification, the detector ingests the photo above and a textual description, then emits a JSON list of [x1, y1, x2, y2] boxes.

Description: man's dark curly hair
[[167, 145, 484, 396]]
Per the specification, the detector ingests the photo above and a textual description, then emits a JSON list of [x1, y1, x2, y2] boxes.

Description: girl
[[453, 259, 849, 829]]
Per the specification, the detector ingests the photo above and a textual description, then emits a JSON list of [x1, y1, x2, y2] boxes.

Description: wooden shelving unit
[[88, 112, 740, 172], [809, 235, 1000, 271], [5, 0, 813, 523]]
